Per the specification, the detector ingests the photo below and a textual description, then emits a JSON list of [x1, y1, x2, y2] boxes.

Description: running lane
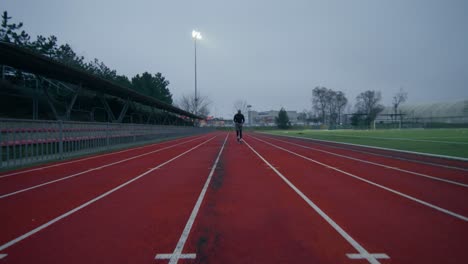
[[246, 133, 468, 264], [259, 133, 468, 180], [0, 133, 223, 263], [0, 134, 216, 248], [251, 133, 468, 216], [180, 133, 377, 263], [0, 134, 207, 192]]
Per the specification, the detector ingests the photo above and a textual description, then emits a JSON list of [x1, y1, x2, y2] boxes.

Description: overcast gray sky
[[4, 0, 468, 118]]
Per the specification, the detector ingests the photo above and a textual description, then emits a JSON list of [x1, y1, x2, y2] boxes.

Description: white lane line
[[0, 254, 6, 259], [347, 253, 390, 259], [0, 136, 206, 199], [256, 135, 468, 188], [250, 136, 468, 222], [420, 136, 468, 139], [0, 134, 205, 179], [155, 254, 196, 259], [243, 140, 388, 264], [260, 132, 468, 165], [0, 136, 216, 257], [289, 132, 468, 145], [155, 134, 229, 264]]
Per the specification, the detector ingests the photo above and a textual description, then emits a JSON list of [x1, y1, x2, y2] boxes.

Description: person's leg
[[239, 127, 243, 139]]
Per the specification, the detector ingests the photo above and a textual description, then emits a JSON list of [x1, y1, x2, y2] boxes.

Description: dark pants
[[235, 123, 243, 139]]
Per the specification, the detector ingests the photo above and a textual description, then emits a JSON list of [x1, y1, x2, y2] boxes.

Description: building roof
[[381, 100, 468, 118], [0, 42, 202, 119]]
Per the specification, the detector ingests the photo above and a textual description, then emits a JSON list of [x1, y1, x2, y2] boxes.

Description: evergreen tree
[[55, 44, 86, 68], [275, 108, 290, 129], [31, 35, 57, 57], [114, 75, 132, 88], [85, 58, 117, 79], [0, 11, 30, 45], [131, 72, 173, 104]]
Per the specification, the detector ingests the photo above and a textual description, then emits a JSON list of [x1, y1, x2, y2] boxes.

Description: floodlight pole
[[192, 30, 201, 116], [194, 37, 198, 116]]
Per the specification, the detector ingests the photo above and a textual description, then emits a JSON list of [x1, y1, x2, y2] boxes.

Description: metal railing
[[0, 118, 212, 169]]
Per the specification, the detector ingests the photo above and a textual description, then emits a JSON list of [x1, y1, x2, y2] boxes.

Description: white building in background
[[249, 110, 298, 126]]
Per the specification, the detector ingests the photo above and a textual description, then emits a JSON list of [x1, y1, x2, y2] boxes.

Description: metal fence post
[[6, 130, 10, 167], [0, 128, 2, 169], [59, 120, 64, 159], [13, 130, 17, 166], [106, 122, 110, 149]]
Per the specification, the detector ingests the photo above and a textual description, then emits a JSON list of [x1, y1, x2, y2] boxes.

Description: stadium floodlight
[[192, 30, 202, 40]]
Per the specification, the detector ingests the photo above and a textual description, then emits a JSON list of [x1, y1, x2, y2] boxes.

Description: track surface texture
[[0, 131, 466, 264]]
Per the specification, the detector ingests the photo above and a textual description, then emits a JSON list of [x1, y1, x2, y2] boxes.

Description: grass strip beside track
[[264, 129, 468, 158]]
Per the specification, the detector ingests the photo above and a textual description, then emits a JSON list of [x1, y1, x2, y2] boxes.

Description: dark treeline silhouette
[[0, 11, 173, 105]]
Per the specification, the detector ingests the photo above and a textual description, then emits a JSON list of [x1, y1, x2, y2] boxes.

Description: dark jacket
[[233, 113, 245, 124]]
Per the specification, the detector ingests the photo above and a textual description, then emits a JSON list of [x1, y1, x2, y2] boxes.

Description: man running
[[233, 110, 245, 142]]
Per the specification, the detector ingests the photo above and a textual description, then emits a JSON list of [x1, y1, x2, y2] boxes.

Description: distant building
[[249, 110, 298, 126], [202, 117, 233, 127]]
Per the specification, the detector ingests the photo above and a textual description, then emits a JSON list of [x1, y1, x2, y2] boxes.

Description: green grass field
[[264, 129, 468, 159]]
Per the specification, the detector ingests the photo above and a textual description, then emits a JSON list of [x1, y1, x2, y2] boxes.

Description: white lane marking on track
[[0, 135, 205, 179], [155, 254, 196, 259], [0, 136, 216, 257], [243, 139, 388, 264], [251, 136, 468, 222], [0, 136, 206, 199], [260, 132, 468, 166], [155, 134, 229, 264], [311, 133, 468, 145], [258, 135, 468, 188], [0, 254, 7, 259], [347, 253, 390, 259]]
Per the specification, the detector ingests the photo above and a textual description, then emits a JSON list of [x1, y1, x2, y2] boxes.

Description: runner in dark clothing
[[233, 110, 245, 142]]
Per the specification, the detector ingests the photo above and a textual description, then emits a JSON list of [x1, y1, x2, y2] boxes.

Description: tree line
[[240, 85, 407, 129], [0, 11, 173, 105], [312, 87, 348, 128], [310, 86, 407, 129]]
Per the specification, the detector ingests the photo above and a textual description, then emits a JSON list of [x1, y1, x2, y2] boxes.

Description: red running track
[[0, 131, 467, 264]]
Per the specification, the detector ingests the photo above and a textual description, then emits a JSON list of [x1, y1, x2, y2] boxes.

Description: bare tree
[[355, 90, 384, 129], [335, 91, 348, 125], [392, 87, 408, 122], [327, 90, 338, 127], [233, 100, 249, 114], [312, 87, 348, 127], [176, 94, 211, 117], [312, 86, 330, 124]]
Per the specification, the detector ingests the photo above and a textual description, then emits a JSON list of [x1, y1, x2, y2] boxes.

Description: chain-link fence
[[0, 118, 212, 169]]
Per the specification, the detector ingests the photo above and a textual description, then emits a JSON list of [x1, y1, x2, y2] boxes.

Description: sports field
[[265, 128, 468, 159]]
